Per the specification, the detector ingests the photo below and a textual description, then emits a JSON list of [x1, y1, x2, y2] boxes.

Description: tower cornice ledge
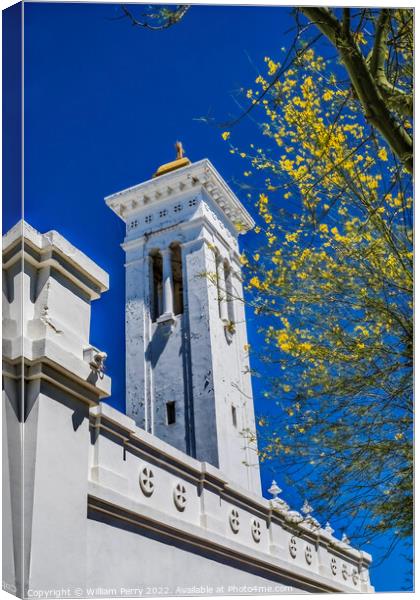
[[105, 159, 255, 233]]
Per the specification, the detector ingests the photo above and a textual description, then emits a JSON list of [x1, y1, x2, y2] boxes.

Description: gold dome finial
[[153, 141, 191, 178]]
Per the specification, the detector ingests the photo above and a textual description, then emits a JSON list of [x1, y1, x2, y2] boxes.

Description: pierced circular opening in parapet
[[352, 568, 359, 586], [289, 536, 297, 558], [173, 482, 187, 511], [139, 466, 155, 497], [251, 519, 261, 543], [305, 544, 313, 564], [229, 508, 240, 533]]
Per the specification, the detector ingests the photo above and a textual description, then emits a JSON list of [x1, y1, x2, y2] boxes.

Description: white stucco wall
[[2, 214, 374, 598]]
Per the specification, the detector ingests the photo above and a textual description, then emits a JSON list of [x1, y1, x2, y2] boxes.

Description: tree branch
[[300, 7, 413, 173], [120, 5, 191, 31], [342, 8, 351, 37], [368, 10, 413, 118], [369, 9, 390, 78]]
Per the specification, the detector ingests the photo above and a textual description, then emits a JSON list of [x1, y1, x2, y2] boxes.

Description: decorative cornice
[[3, 341, 111, 402], [105, 159, 255, 233], [2, 359, 108, 416], [3, 220, 109, 299]]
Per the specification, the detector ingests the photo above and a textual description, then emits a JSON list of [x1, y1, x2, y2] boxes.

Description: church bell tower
[[106, 145, 261, 494]]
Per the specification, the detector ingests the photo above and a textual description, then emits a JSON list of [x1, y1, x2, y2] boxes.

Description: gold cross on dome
[[175, 141, 184, 159]]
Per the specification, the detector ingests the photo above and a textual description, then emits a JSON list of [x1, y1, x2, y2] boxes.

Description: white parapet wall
[[2, 221, 374, 597], [88, 401, 373, 594]]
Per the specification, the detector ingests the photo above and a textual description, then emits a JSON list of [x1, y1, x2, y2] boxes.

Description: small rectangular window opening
[[231, 405, 237, 428], [166, 401, 176, 425]]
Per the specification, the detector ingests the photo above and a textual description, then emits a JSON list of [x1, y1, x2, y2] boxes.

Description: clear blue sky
[[3, 1, 411, 591]]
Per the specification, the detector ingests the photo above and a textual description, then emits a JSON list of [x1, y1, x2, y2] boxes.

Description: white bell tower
[[106, 147, 261, 494]]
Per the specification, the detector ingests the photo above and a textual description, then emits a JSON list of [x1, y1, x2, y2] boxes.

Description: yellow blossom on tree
[[378, 148, 388, 161], [225, 41, 412, 553]]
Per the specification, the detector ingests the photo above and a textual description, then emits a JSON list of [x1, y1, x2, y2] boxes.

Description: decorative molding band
[[105, 159, 254, 233], [87, 490, 362, 594], [3, 351, 110, 405], [3, 222, 109, 300], [87, 404, 371, 570]]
